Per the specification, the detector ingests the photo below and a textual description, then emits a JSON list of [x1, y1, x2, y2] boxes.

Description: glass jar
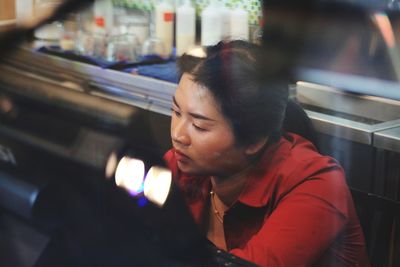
[[115, 9, 150, 46]]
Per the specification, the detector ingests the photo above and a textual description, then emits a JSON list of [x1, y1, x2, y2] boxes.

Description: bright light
[[105, 152, 118, 179], [115, 157, 145, 196], [187, 46, 206, 58], [144, 166, 172, 207]]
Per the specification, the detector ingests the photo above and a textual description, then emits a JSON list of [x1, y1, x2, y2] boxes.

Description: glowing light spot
[[137, 196, 148, 207], [115, 157, 145, 196], [105, 152, 118, 179], [144, 166, 172, 207]]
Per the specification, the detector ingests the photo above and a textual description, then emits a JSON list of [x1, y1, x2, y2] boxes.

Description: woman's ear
[[245, 137, 268, 156]]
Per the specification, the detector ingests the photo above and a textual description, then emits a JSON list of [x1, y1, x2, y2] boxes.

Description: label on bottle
[[164, 12, 174, 22], [95, 16, 105, 28]]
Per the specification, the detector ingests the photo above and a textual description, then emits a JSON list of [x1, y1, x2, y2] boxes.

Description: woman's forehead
[[177, 74, 211, 101], [176, 74, 222, 117]]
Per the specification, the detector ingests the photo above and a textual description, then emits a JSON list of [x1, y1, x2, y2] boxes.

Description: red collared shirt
[[164, 133, 370, 267]]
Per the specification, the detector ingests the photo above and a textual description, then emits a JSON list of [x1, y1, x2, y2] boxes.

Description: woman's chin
[[177, 160, 193, 173], [177, 161, 204, 176]]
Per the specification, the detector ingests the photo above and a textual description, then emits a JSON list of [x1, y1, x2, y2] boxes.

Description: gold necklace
[[210, 191, 224, 223]]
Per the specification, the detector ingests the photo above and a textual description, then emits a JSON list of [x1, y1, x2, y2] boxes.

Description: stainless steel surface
[[0, 64, 138, 127], [297, 68, 400, 101], [374, 127, 400, 153], [297, 81, 400, 122], [305, 110, 375, 144], [297, 81, 400, 144], [4, 46, 176, 115]]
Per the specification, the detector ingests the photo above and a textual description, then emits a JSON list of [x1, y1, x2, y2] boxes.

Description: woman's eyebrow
[[172, 96, 180, 107], [189, 112, 215, 121], [173, 96, 215, 121]]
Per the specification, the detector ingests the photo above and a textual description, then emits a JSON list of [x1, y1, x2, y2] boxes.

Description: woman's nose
[[172, 120, 190, 146]]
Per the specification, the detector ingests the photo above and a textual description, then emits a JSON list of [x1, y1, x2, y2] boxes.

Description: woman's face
[[171, 73, 250, 177]]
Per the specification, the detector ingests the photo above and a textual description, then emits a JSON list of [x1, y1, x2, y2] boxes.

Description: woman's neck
[[211, 165, 253, 207]]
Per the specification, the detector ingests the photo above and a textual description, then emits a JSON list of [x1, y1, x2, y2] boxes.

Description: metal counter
[[3, 45, 176, 116], [373, 127, 400, 200], [374, 127, 400, 153], [297, 81, 400, 145]]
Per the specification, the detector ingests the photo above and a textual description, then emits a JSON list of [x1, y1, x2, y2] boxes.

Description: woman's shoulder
[[257, 132, 349, 199], [272, 132, 350, 213], [279, 132, 344, 176], [239, 133, 347, 208]]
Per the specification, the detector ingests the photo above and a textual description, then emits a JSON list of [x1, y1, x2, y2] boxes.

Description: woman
[[164, 40, 369, 267]]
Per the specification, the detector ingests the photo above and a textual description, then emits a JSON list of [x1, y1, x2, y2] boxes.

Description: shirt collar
[[237, 136, 292, 208]]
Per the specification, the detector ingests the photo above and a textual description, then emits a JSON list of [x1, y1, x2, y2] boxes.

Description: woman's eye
[[193, 124, 207, 132], [171, 108, 181, 117]]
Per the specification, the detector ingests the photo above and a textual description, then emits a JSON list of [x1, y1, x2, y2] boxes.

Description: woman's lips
[[175, 150, 190, 161]]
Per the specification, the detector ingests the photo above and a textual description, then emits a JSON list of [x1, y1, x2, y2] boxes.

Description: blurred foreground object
[[262, 0, 400, 100], [0, 0, 95, 60], [262, 1, 400, 266]]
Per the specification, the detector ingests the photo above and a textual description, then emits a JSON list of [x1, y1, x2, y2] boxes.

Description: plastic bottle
[[176, 0, 195, 56], [201, 0, 222, 46], [219, 2, 231, 40], [230, 5, 249, 41], [155, 0, 174, 57], [93, 0, 113, 34]]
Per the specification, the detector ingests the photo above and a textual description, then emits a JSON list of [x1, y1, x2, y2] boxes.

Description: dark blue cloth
[[125, 61, 179, 84], [37, 46, 115, 68], [37, 46, 179, 83]]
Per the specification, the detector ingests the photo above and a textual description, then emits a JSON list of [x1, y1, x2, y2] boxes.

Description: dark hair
[[177, 40, 289, 147]]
